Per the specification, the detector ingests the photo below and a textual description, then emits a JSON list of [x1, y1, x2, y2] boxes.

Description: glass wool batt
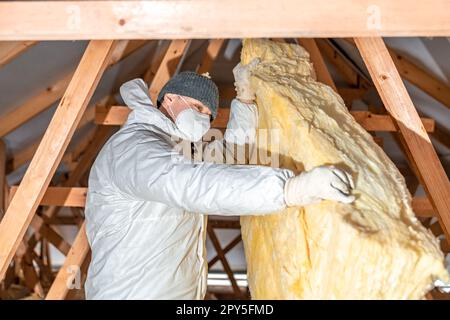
[[239, 39, 449, 299]]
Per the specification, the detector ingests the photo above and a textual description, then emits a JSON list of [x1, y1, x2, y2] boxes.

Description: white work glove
[[284, 165, 356, 207], [232, 58, 260, 102]]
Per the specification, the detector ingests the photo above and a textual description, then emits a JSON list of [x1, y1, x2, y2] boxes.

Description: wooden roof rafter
[[148, 40, 191, 103], [0, 41, 37, 68], [297, 38, 337, 92], [7, 185, 436, 221], [95, 105, 436, 133], [0, 40, 117, 281], [0, 40, 149, 140], [355, 37, 450, 241], [0, 1, 450, 40], [1, 41, 157, 177]]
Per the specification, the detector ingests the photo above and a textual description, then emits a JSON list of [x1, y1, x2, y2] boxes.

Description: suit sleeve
[[112, 132, 293, 216]]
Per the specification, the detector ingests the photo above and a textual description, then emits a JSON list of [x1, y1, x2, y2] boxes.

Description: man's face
[[162, 93, 211, 122]]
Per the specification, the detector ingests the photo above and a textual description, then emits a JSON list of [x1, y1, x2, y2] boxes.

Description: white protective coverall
[[84, 79, 294, 299]]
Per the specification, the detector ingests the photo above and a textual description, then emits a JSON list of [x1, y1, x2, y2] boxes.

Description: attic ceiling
[[0, 37, 449, 271], [1, 38, 449, 182]]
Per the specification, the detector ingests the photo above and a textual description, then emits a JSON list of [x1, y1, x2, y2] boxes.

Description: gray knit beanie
[[157, 71, 219, 119]]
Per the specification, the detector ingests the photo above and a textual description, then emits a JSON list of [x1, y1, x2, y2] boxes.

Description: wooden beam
[[342, 37, 449, 209], [0, 140, 5, 220], [297, 38, 337, 91], [218, 85, 236, 101], [433, 123, 450, 150], [17, 108, 114, 298], [316, 39, 372, 89], [0, 40, 147, 138], [197, 39, 226, 74], [388, 48, 450, 110], [62, 126, 97, 169], [355, 37, 450, 240], [95, 105, 228, 128], [427, 222, 450, 255], [143, 41, 170, 84], [46, 222, 89, 300], [207, 224, 245, 298], [0, 73, 72, 138], [429, 221, 445, 237], [0, 41, 37, 67], [397, 164, 421, 195], [10, 185, 431, 218], [373, 136, 383, 148], [413, 197, 434, 218], [6, 140, 39, 173], [208, 218, 240, 230], [299, 39, 368, 111], [96, 105, 435, 132], [148, 40, 191, 103], [25, 127, 114, 263], [46, 216, 79, 225], [65, 254, 90, 300], [337, 88, 367, 106], [21, 250, 44, 297], [352, 111, 434, 132], [429, 289, 450, 300], [343, 37, 450, 112], [0, 40, 116, 280], [36, 239, 54, 284], [9, 102, 112, 260], [42, 126, 114, 224], [335, 38, 450, 150], [298, 40, 372, 116], [62, 127, 114, 188], [22, 107, 114, 262], [1, 1, 450, 40], [6, 105, 96, 174], [29, 215, 71, 256], [9, 186, 86, 208], [107, 40, 148, 67], [388, 50, 450, 153], [270, 38, 287, 43], [6, 96, 106, 173], [208, 234, 241, 268]]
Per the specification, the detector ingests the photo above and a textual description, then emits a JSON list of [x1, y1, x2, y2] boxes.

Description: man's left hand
[[233, 58, 260, 102]]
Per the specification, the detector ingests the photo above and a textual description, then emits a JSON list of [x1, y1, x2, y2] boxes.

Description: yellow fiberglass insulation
[[239, 39, 449, 299]]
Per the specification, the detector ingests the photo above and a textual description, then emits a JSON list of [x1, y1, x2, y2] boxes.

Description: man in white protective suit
[[84, 59, 356, 299]]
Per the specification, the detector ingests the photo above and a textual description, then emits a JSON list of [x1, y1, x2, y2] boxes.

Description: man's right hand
[[284, 165, 356, 207]]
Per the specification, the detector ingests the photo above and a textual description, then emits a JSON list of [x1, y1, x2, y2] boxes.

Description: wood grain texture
[[0, 1, 449, 40], [45, 223, 89, 300], [355, 37, 450, 240], [96, 105, 435, 132], [0, 40, 116, 280], [0, 40, 146, 138], [148, 40, 190, 103]]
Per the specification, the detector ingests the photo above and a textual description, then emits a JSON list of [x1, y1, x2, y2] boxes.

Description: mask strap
[[179, 96, 192, 110], [180, 96, 209, 119], [163, 97, 177, 120]]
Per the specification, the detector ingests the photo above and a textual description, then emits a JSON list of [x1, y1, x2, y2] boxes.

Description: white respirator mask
[[166, 95, 211, 142]]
